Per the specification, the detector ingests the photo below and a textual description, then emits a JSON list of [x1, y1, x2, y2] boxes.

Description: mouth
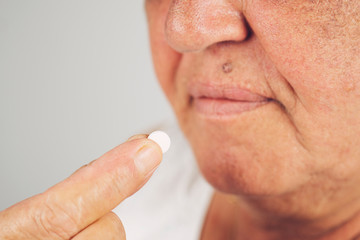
[[188, 82, 272, 117]]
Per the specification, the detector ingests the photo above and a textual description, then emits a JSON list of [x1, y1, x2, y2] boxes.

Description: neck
[[207, 190, 360, 240]]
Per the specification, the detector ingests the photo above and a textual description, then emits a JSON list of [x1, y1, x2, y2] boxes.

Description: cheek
[[247, 1, 360, 111], [246, 1, 360, 168], [147, 4, 181, 105]]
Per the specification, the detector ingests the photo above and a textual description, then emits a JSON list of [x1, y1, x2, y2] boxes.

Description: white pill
[[148, 131, 171, 154]]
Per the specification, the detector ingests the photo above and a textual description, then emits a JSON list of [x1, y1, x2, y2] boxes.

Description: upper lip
[[188, 81, 270, 102]]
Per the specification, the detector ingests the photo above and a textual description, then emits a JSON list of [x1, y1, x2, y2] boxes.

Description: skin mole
[[222, 62, 233, 74]]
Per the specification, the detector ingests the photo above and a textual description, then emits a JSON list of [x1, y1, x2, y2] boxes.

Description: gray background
[[0, 0, 173, 210]]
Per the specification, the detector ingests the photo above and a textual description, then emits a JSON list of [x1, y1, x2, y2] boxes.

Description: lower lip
[[192, 98, 270, 117]]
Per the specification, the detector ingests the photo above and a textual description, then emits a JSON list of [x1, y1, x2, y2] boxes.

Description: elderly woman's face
[[146, 0, 360, 196]]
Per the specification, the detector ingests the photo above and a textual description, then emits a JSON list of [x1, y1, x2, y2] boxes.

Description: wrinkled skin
[[0, 136, 163, 240], [146, 0, 360, 239]]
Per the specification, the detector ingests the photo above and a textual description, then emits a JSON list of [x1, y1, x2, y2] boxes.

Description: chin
[[193, 146, 299, 197], [172, 95, 312, 198], [180, 114, 310, 198]]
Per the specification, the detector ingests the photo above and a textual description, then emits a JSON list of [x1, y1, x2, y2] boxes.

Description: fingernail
[[127, 134, 148, 142], [134, 144, 162, 176]]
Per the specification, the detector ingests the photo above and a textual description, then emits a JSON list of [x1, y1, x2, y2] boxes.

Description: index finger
[[1, 136, 162, 239]]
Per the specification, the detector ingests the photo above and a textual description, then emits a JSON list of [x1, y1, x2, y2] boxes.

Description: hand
[[0, 135, 163, 240]]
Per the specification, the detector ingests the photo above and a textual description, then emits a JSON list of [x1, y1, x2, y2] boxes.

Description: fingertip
[[127, 131, 171, 154], [133, 139, 163, 177], [145, 138, 164, 156], [125, 136, 163, 156]]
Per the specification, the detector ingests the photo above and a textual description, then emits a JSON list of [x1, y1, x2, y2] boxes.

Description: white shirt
[[114, 121, 214, 240]]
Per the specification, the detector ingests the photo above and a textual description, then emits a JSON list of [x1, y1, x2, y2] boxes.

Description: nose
[[165, 0, 249, 53]]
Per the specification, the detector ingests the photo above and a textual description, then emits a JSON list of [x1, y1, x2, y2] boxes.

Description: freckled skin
[[145, 0, 360, 239]]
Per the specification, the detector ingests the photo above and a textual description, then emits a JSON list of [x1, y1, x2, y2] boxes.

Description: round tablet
[[148, 131, 171, 154]]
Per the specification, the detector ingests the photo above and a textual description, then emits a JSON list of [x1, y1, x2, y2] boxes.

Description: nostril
[[165, 1, 250, 53]]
